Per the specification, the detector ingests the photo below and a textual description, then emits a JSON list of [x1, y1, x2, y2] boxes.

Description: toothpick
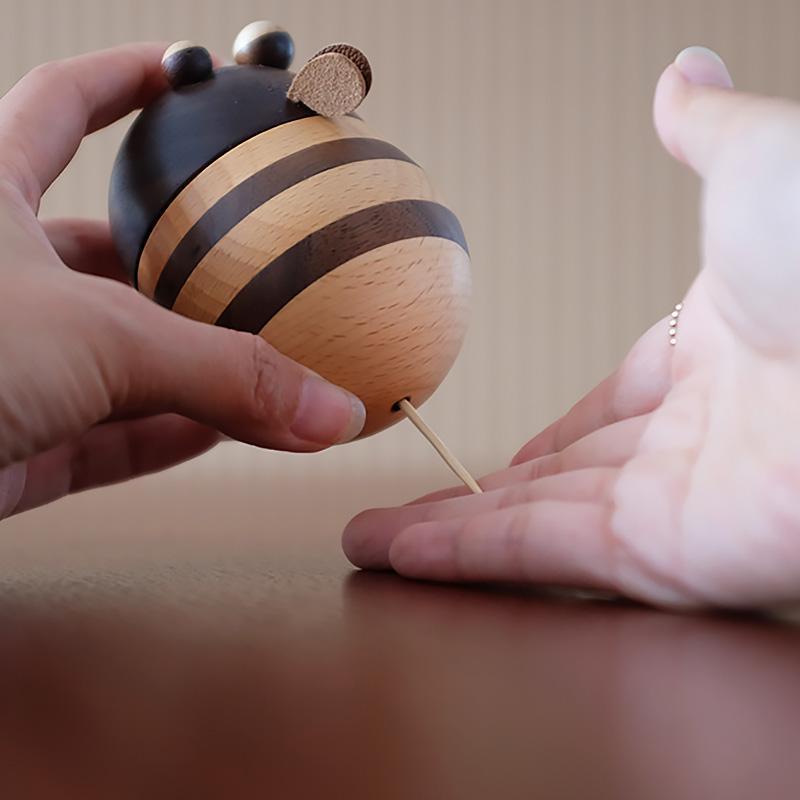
[[398, 399, 482, 494]]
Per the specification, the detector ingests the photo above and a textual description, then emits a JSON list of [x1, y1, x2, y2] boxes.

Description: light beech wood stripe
[[138, 115, 373, 297], [172, 158, 437, 323], [260, 237, 471, 437], [217, 200, 467, 333], [154, 138, 416, 309]]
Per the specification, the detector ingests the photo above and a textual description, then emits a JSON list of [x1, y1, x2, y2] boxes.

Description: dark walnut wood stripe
[[215, 199, 469, 334], [109, 66, 319, 281], [152, 137, 416, 308], [137, 116, 373, 298]]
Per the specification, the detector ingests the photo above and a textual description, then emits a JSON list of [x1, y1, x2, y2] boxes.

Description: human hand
[[344, 46, 800, 609], [0, 44, 366, 519]]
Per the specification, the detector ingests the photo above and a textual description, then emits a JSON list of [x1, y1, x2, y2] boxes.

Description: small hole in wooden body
[[391, 397, 411, 413]]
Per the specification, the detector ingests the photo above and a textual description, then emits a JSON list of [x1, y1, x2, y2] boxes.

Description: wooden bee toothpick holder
[[109, 21, 479, 489]]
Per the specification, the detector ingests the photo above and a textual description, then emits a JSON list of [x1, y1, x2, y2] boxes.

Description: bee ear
[[161, 42, 214, 89], [287, 44, 372, 118], [233, 21, 295, 69]]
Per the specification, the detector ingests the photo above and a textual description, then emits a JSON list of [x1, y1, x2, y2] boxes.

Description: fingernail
[[674, 46, 733, 88], [291, 375, 366, 445]]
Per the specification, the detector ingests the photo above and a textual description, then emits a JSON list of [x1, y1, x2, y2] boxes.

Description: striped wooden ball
[[109, 64, 471, 438]]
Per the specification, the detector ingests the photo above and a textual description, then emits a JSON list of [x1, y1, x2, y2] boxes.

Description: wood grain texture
[[138, 115, 372, 297], [260, 237, 471, 436], [171, 157, 437, 322], [126, 95, 470, 437], [109, 65, 319, 280], [215, 199, 467, 332], [155, 138, 417, 309]]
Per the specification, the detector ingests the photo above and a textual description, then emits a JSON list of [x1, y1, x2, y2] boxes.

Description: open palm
[[344, 47, 800, 609]]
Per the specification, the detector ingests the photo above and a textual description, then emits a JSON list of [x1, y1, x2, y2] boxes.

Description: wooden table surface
[[1, 464, 800, 799]]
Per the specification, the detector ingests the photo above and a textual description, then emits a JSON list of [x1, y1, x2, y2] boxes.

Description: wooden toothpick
[[398, 399, 482, 494]]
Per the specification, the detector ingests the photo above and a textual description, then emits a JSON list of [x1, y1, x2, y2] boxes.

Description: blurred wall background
[[2, 0, 799, 548]]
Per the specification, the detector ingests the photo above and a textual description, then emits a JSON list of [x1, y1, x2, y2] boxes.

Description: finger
[[13, 414, 218, 513], [511, 317, 673, 465], [0, 43, 169, 209], [93, 280, 366, 451], [405, 412, 651, 509], [344, 468, 616, 570], [652, 45, 800, 178], [656, 47, 800, 346], [653, 46, 734, 174], [42, 218, 129, 282], [405, 483, 473, 506], [388, 500, 617, 592]]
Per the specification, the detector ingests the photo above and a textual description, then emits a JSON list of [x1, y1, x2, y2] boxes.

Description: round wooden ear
[[287, 43, 372, 118], [233, 21, 295, 69], [161, 41, 214, 89]]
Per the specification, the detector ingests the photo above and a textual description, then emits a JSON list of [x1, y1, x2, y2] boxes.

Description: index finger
[[343, 468, 615, 570], [511, 317, 674, 466], [0, 43, 168, 210]]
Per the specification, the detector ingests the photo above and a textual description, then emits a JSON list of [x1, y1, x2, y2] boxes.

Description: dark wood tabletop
[[1, 467, 800, 799]]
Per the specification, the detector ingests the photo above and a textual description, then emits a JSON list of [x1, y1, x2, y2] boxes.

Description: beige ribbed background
[[2, 0, 799, 541]]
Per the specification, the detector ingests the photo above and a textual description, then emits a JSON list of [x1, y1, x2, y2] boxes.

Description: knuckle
[[22, 59, 78, 102], [523, 452, 557, 482], [71, 279, 143, 408], [703, 106, 800, 281], [593, 468, 617, 503], [450, 524, 470, 581], [715, 104, 800, 184], [0, 154, 40, 211], [0, 171, 28, 207], [522, 458, 542, 481], [505, 509, 531, 565], [27, 59, 67, 84], [498, 482, 535, 510], [245, 334, 285, 420]]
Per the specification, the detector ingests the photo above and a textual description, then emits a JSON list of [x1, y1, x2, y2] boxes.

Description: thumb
[[653, 46, 737, 177], [654, 47, 800, 349], [104, 287, 366, 451]]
